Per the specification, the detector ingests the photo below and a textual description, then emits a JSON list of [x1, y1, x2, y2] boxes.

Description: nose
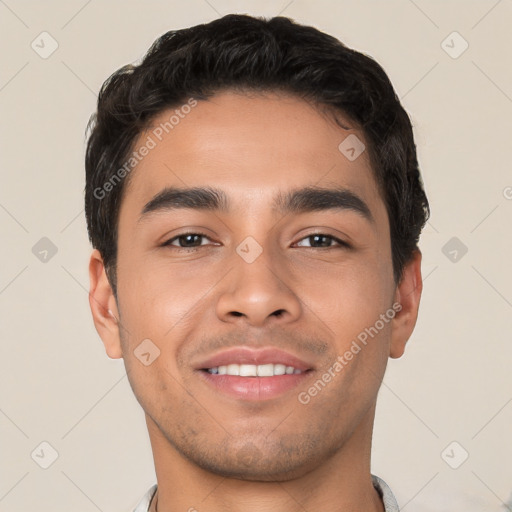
[[215, 245, 302, 327]]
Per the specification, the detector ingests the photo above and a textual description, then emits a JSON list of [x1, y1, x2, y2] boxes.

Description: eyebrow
[[139, 185, 373, 223]]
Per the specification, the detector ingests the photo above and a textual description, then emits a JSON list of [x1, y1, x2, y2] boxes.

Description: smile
[[205, 363, 303, 376]]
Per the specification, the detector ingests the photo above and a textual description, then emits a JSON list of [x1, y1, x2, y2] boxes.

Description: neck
[[146, 404, 385, 512]]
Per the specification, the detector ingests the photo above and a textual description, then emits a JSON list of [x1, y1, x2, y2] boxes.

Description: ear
[[390, 249, 423, 359], [88, 249, 123, 359]]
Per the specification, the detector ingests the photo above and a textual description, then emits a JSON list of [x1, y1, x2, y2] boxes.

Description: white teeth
[[207, 363, 302, 376], [239, 364, 257, 377], [274, 364, 286, 375], [257, 363, 274, 377], [226, 364, 239, 376]]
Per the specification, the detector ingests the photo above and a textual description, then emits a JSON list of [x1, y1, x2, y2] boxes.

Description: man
[[85, 14, 429, 512]]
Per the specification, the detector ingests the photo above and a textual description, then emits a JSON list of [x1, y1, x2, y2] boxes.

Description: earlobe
[[88, 249, 123, 359], [389, 250, 423, 359]]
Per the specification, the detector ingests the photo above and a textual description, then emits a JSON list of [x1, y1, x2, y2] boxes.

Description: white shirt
[[133, 475, 400, 511]]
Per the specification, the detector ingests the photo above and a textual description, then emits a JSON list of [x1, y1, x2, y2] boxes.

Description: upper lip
[[194, 347, 314, 372]]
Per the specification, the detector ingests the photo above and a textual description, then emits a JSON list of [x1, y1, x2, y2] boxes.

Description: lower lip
[[198, 371, 311, 401]]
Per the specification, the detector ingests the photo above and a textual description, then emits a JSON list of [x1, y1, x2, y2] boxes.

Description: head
[[86, 14, 429, 481]]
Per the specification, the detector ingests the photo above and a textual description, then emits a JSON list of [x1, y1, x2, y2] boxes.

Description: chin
[[178, 437, 335, 482]]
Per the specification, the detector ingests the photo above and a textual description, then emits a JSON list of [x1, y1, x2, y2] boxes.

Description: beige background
[[1, 0, 511, 510]]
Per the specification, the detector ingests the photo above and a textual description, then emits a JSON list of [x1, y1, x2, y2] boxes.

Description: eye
[[163, 232, 214, 249], [162, 232, 349, 250], [295, 234, 349, 249]]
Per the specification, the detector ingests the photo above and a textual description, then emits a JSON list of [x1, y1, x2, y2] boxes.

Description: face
[[90, 90, 421, 481]]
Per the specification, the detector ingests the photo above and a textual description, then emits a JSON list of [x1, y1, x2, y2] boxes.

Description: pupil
[[312, 235, 328, 247], [182, 234, 200, 246]]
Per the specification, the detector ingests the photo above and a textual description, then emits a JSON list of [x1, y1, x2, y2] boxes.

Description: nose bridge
[[215, 236, 302, 326]]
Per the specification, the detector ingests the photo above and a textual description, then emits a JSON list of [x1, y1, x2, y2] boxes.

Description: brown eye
[[163, 232, 211, 248], [296, 234, 349, 248]]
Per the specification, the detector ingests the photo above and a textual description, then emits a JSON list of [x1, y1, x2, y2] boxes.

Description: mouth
[[195, 348, 314, 401]]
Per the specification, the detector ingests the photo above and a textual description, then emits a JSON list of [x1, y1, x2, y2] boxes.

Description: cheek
[[303, 259, 393, 337], [116, 255, 211, 337], [300, 269, 393, 418], [115, 257, 222, 400], [302, 266, 395, 399]]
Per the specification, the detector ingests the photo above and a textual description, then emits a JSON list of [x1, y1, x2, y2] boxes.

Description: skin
[[89, 90, 422, 512]]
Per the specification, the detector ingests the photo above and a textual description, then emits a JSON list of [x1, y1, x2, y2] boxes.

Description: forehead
[[121, 90, 384, 218]]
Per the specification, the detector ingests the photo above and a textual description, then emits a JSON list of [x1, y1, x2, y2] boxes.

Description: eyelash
[[162, 232, 351, 251]]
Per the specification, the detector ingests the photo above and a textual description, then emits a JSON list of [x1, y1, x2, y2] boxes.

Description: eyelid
[[294, 233, 351, 248], [160, 231, 214, 247], [161, 230, 351, 249]]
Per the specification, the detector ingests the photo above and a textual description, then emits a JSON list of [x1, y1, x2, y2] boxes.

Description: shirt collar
[[134, 476, 400, 512]]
